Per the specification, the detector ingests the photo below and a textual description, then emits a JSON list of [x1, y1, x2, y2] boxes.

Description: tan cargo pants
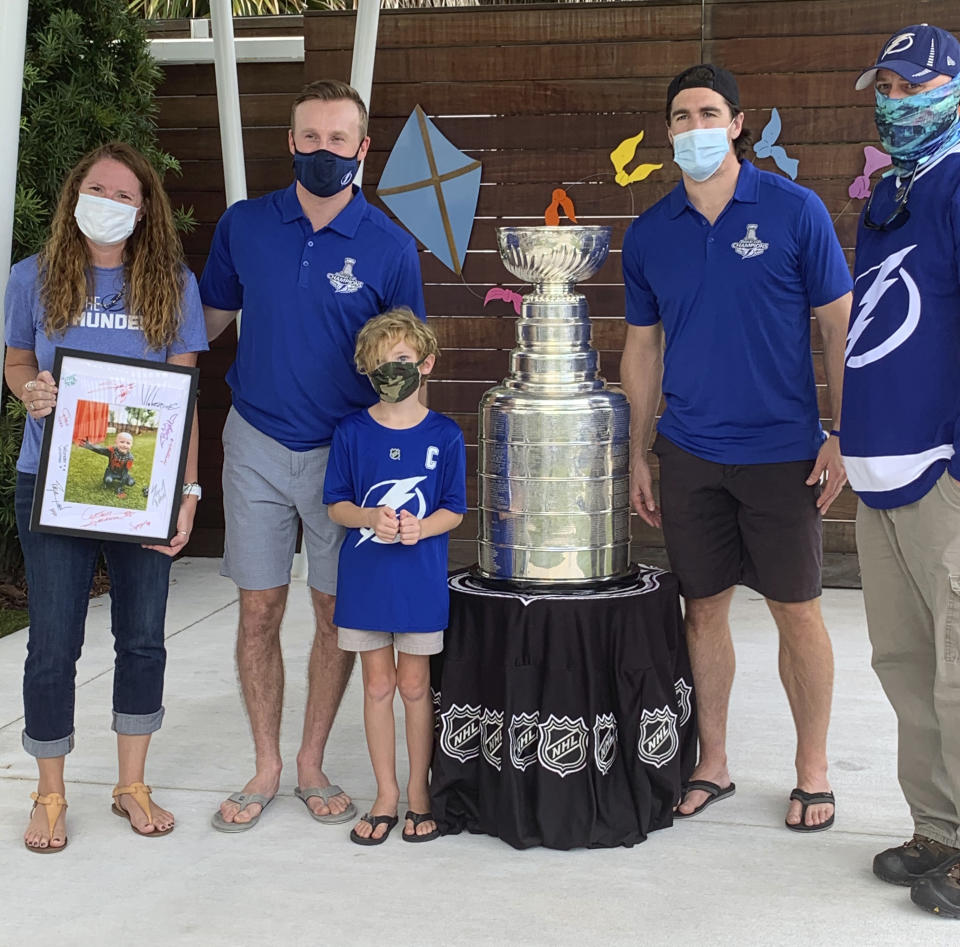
[[856, 469, 960, 847]]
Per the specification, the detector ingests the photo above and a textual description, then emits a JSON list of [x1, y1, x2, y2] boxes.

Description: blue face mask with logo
[[671, 122, 734, 182], [875, 74, 960, 172], [293, 145, 361, 198]]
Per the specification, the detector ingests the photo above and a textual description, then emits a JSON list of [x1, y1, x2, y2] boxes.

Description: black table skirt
[[430, 567, 697, 850]]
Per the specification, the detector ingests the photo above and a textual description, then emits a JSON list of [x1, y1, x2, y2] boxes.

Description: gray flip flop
[[294, 785, 357, 824], [211, 792, 274, 833]]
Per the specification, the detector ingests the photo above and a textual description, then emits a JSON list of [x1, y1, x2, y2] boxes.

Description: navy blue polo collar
[[665, 159, 761, 219], [279, 182, 368, 237]]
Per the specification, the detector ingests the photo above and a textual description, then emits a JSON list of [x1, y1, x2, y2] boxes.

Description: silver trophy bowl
[[498, 226, 612, 288], [476, 225, 631, 586]]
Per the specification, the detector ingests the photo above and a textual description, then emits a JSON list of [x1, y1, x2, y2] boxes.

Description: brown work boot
[[873, 835, 960, 886], [911, 860, 960, 919]]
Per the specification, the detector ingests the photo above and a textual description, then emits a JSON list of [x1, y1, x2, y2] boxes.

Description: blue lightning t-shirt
[[4, 257, 208, 474], [323, 408, 467, 633], [842, 146, 960, 509], [624, 160, 852, 464], [199, 184, 426, 451]]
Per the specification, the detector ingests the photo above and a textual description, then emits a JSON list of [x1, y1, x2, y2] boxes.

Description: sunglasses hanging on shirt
[[100, 282, 126, 312], [863, 166, 919, 232]]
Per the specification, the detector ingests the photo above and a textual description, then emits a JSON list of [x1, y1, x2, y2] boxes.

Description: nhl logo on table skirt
[[674, 677, 693, 727], [439, 703, 482, 762], [481, 709, 504, 771], [537, 714, 589, 778], [509, 712, 541, 771], [637, 706, 679, 769], [593, 713, 618, 775]]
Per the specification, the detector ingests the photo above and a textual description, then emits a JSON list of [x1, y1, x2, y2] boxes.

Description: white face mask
[[74, 192, 139, 246]]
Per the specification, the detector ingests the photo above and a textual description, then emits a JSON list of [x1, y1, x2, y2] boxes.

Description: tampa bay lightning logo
[[847, 245, 920, 369], [327, 257, 364, 294], [882, 32, 915, 59], [357, 476, 426, 545]]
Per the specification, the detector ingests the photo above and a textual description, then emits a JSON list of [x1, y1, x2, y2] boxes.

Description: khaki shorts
[[338, 627, 444, 655], [221, 407, 344, 594]]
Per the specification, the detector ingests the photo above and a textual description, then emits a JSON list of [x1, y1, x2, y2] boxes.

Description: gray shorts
[[221, 407, 345, 593], [338, 627, 444, 655]]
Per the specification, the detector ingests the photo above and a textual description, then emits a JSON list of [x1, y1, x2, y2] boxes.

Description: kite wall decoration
[[610, 131, 663, 186], [848, 146, 892, 199], [377, 105, 482, 275], [753, 108, 799, 180]]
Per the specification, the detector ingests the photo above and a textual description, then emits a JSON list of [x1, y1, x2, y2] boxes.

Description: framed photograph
[[31, 348, 199, 545]]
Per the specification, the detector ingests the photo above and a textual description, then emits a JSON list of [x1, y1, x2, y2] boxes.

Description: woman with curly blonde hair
[[3, 142, 208, 852]]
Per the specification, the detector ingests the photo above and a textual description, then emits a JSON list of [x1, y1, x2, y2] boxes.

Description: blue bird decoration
[[753, 108, 799, 180]]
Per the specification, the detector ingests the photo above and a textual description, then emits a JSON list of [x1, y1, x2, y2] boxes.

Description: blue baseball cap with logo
[[856, 24, 960, 90]]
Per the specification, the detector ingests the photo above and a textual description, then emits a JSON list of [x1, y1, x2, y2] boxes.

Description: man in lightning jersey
[[843, 24, 960, 917]]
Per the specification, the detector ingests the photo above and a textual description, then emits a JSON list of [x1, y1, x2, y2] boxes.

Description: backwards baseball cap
[[855, 23, 960, 90], [666, 64, 741, 118]]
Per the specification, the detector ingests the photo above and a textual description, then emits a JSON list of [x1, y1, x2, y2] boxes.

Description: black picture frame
[[30, 348, 199, 545]]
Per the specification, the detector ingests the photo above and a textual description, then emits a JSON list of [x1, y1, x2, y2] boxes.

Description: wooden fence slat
[[707, 0, 960, 39], [304, 4, 703, 51]]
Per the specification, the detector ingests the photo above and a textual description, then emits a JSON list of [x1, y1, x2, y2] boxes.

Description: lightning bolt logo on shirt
[[847, 244, 920, 369], [357, 476, 427, 545]]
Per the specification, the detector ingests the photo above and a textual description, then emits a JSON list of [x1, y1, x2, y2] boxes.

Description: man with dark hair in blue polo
[[620, 64, 852, 832], [844, 24, 960, 918], [200, 79, 425, 832]]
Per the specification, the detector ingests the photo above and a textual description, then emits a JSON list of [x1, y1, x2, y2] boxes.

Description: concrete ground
[[0, 558, 955, 947]]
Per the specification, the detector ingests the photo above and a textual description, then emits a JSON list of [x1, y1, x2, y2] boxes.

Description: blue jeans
[[16, 473, 171, 758]]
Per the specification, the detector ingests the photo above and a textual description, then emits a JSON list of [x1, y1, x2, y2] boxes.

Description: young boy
[[323, 307, 467, 846], [80, 431, 136, 497]]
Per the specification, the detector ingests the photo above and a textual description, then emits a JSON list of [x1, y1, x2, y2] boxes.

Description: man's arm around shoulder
[[204, 305, 238, 343]]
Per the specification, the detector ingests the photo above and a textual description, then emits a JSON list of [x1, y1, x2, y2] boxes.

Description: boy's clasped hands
[[368, 506, 422, 545]]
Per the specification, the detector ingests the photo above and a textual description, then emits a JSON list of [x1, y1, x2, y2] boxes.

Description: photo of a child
[[64, 401, 159, 511], [80, 431, 137, 497]]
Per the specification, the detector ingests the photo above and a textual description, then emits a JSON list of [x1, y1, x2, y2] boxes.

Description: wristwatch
[[182, 482, 202, 500]]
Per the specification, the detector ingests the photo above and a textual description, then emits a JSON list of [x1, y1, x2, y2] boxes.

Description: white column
[[209, 0, 247, 207], [350, 0, 382, 188], [0, 0, 30, 365]]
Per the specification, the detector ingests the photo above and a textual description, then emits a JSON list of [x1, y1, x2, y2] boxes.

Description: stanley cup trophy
[[476, 225, 631, 586]]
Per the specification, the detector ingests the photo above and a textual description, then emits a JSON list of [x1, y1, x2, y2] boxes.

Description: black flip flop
[[402, 810, 440, 843], [785, 788, 835, 833], [673, 780, 736, 819], [350, 812, 399, 846]]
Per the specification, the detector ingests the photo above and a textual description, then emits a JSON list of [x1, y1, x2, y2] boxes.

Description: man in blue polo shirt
[[843, 25, 960, 918], [200, 79, 426, 832], [620, 65, 852, 832]]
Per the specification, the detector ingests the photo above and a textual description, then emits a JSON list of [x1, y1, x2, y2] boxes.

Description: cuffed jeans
[[856, 470, 960, 847], [16, 473, 170, 758]]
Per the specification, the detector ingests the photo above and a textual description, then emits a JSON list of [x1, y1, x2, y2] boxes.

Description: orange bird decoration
[[544, 187, 578, 226]]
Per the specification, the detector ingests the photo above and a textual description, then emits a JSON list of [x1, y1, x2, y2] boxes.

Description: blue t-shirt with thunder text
[[4, 257, 208, 474], [624, 160, 852, 464], [323, 409, 467, 633], [842, 145, 960, 509]]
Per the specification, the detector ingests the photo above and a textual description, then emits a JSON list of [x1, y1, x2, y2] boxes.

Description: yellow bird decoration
[[610, 131, 663, 186]]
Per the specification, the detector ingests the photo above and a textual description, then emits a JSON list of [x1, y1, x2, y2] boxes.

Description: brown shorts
[[653, 434, 822, 603]]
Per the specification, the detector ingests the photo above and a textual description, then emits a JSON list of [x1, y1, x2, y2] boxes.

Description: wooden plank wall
[[152, 1, 960, 582]]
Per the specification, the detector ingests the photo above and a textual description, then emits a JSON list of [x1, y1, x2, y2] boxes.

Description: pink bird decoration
[[484, 287, 523, 315], [849, 146, 892, 199]]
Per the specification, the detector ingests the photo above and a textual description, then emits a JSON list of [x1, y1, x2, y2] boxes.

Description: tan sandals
[[25, 791, 68, 854], [111, 781, 174, 837]]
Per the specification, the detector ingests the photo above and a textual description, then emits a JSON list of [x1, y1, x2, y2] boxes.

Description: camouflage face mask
[[369, 356, 426, 403]]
